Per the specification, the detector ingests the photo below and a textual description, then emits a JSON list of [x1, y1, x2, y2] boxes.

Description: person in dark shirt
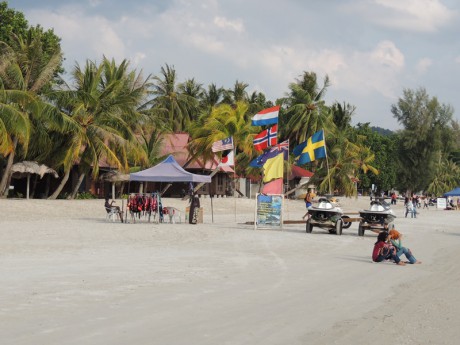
[[372, 231, 405, 265]]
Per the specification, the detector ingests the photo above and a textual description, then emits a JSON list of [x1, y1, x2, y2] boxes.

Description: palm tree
[[313, 129, 379, 197], [151, 64, 196, 132], [0, 87, 32, 195], [48, 57, 149, 199], [201, 83, 224, 109], [188, 101, 258, 175], [427, 157, 460, 196], [331, 102, 355, 131], [222, 80, 249, 105], [177, 78, 203, 124], [282, 72, 333, 146], [0, 28, 66, 196]]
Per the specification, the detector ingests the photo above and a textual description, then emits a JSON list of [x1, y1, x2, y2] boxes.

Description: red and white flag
[[212, 136, 233, 152], [251, 106, 280, 126], [219, 150, 234, 166], [253, 124, 278, 151]]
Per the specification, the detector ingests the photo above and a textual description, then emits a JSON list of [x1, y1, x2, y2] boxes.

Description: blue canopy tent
[[444, 187, 460, 197], [128, 155, 212, 224], [130, 155, 212, 183]]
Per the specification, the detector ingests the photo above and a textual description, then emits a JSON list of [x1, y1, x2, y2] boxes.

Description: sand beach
[[0, 196, 459, 344]]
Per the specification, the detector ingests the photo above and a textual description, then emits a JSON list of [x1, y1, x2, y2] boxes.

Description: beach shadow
[[337, 255, 377, 264], [442, 232, 460, 237]]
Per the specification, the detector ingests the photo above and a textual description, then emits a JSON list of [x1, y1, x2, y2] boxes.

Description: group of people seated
[[372, 226, 421, 266]]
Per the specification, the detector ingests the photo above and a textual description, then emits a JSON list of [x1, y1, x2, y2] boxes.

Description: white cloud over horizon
[[8, 0, 460, 130]]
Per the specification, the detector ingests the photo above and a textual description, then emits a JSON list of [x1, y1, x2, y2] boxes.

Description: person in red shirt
[[372, 231, 405, 265]]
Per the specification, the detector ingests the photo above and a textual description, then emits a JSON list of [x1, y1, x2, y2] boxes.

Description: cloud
[[213, 16, 244, 33], [347, 0, 457, 32], [415, 58, 433, 74], [26, 7, 126, 64]]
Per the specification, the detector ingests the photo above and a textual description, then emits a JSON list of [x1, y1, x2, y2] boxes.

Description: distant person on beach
[[391, 192, 397, 205], [388, 229, 421, 264], [405, 198, 416, 218], [372, 231, 405, 265], [302, 191, 313, 220], [423, 197, 429, 209], [105, 198, 124, 223], [189, 194, 200, 224]]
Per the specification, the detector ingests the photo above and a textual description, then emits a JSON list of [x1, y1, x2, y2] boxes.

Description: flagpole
[[284, 140, 289, 221], [233, 138, 237, 222], [323, 128, 332, 196]]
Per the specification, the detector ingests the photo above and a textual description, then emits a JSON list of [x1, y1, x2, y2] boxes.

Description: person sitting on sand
[[105, 197, 124, 223], [388, 229, 421, 264], [372, 231, 405, 265]]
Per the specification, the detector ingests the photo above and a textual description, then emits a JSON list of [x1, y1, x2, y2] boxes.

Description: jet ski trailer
[[305, 198, 352, 235], [358, 199, 396, 236]]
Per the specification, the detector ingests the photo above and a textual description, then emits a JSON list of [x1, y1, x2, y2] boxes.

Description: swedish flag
[[293, 130, 326, 165]]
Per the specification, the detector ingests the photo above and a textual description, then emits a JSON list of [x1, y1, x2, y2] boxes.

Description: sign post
[[254, 193, 283, 230]]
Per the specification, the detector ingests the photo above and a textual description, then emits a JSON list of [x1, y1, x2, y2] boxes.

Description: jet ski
[[358, 199, 396, 235], [306, 198, 347, 235]]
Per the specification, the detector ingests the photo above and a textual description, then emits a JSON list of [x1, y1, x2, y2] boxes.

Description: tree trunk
[[0, 137, 18, 197], [30, 174, 38, 199], [68, 172, 85, 199], [48, 169, 70, 199], [43, 174, 51, 198], [120, 182, 125, 197]]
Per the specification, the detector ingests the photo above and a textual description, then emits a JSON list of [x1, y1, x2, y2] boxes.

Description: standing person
[[391, 192, 397, 205], [302, 191, 313, 220], [104, 197, 124, 223], [388, 229, 421, 264], [372, 231, 405, 265], [189, 193, 200, 224], [423, 196, 429, 209], [405, 198, 414, 218], [412, 196, 418, 218]]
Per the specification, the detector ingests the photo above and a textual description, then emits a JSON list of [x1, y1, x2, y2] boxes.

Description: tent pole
[[210, 190, 214, 223], [26, 174, 30, 199]]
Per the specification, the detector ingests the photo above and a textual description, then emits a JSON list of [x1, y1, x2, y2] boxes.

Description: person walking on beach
[[302, 191, 313, 220], [372, 231, 405, 265], [423, 196, 429, 209], [388, 229, 421, 264], [405, 198, 414, 218]]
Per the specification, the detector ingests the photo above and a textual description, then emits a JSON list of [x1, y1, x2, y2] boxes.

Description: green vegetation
[[1, 2, 460, 198]]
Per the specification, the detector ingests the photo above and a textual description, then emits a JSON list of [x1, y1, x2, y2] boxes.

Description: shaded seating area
[[128, 155, 211, 224]]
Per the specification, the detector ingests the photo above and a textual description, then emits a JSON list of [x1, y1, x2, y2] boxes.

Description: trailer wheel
[[358, 222, 365, 236], [335, 219, 343, 235], [341, 215, 352, 229], [306, 219, 313, 233]]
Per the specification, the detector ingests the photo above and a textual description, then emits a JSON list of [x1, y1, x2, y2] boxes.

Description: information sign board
[[255, 194, 283, 229]]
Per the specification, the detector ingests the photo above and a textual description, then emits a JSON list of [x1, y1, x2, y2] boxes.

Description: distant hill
[[370, 126, 394, 136]]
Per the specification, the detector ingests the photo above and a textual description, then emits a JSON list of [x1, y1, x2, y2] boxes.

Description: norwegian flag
[[253, 124, 278, 151]]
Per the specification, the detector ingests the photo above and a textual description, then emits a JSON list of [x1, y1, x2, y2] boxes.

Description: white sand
[[0, 196, 459, 345]]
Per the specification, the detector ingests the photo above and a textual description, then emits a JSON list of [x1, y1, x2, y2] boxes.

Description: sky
[[6, 0, 460, 130]]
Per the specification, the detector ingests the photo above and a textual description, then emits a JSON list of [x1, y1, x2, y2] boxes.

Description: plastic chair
[[163, 207, 182, 223], [105, 207, 118, 222]]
